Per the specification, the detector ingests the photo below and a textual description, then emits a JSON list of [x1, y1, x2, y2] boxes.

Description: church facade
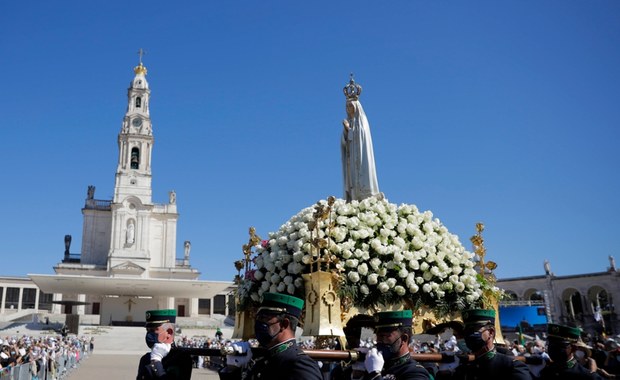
[[23, 60, 233, 326], [497, 257, 619, 336]]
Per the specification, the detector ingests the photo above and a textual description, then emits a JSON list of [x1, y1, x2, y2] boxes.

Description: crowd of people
[[0, 333, 93, 379], [139, 297, 618, 380], [396, 331, 620, 379]]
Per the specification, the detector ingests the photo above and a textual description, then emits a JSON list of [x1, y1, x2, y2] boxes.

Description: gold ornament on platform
[[232, 227, 262, 340], [470, 222, 506, 345], [302, 196, 345, 341]]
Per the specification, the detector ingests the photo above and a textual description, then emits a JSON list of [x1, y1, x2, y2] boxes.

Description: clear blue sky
[[1, 1, 619, 282]]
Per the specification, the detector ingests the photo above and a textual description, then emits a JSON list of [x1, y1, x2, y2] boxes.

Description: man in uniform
[[453, 309, 532, 380], [363, 310, 431, 380], [137, 309, 193, 379], [330, 314, 375, 380], [539, 323, 602, 379], [219, 292, 322, 380]]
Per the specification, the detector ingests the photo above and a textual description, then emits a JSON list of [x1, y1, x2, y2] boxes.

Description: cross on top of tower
[[137, 48, 146, 65], [134, 48, 148, 76]]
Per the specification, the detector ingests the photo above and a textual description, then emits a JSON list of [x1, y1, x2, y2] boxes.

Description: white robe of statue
[[341, 99, 380, 202]]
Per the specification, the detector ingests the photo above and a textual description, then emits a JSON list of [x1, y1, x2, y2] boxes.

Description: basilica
[[1, 59, 233, 328]]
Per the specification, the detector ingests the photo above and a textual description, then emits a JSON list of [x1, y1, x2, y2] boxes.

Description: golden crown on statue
[[343, 73, 362, 100]]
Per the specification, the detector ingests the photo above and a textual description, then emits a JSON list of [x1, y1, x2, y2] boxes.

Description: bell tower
[[107, 52, 163, 272], [113, 50, 153, 205]]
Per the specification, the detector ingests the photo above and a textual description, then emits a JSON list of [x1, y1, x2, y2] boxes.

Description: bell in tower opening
[[130, 147, 140, 169]]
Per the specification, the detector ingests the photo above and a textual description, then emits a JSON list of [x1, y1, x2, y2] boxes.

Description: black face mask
[[548, 345, 570, 364], [465, 331, 487, 352], [254, 320, 280, 347], [145, 331, 159, 349], [377, 336, 402, 361]]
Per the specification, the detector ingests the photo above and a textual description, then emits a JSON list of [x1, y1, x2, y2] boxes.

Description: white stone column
[[209, 297, 214, 316], [189, 297, 199, 317], [52, 293, 63, 314], [18, 287, 23, 311], [1, 287, 6, 314], [34, 288, 40, 313], [166, 297, 175, 310], [77, 294, 86, 315]]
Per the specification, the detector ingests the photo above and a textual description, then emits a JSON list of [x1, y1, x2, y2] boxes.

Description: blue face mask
[[376, 336, 402, 361], [465, 331, 487, 352], [547, 344, 570, 364], [254, 320, 281, 347], [145, 331, 159, 349]]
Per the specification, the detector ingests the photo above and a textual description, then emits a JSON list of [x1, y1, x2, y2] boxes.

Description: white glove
[[226, 341, 252, 368], [364, 347, 384, 373], [150, 343, 171, 362]]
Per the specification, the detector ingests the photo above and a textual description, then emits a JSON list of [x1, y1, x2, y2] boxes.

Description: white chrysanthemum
[[386, 278, 397, 288], [348, 271, 360, 283], [360, 285, 370, 295], [294, 277, 304, 288], [378, 282, 389, 293], [346, 259, 359, 268], [358, 263, 369, 276], [287, 284, 296, 294], [369, 258, 381, 270]]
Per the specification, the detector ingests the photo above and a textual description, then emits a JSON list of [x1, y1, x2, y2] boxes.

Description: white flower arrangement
[[239, 196, 485, 316]]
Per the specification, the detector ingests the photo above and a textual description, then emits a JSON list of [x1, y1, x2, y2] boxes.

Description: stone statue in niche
[[126, 221, 135, 245]]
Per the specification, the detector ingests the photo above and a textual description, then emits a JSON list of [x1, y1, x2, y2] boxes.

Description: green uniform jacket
[[453, 351, 532, 380], [219, 339, 322, 380], [364, 353, 432, 380], [539, 359, 603, 380], [136, 347, 193, 380]]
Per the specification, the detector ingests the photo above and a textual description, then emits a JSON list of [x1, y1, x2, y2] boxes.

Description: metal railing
[[175, 259, 190, 268], [84, 199, 112, 211], [0, 349, 88, 380], [499, 300, 545, 306], [61, 254, 81, 264]]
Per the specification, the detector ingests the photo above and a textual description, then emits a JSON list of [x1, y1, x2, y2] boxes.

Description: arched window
[[136, 97, 142, 108], [131, 148, 140, 169], [504, 291, 518, 301], [530, 291, 544, 302]]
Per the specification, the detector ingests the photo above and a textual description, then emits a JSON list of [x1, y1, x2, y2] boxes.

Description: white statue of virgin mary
[[341, 75, 380, 202]]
